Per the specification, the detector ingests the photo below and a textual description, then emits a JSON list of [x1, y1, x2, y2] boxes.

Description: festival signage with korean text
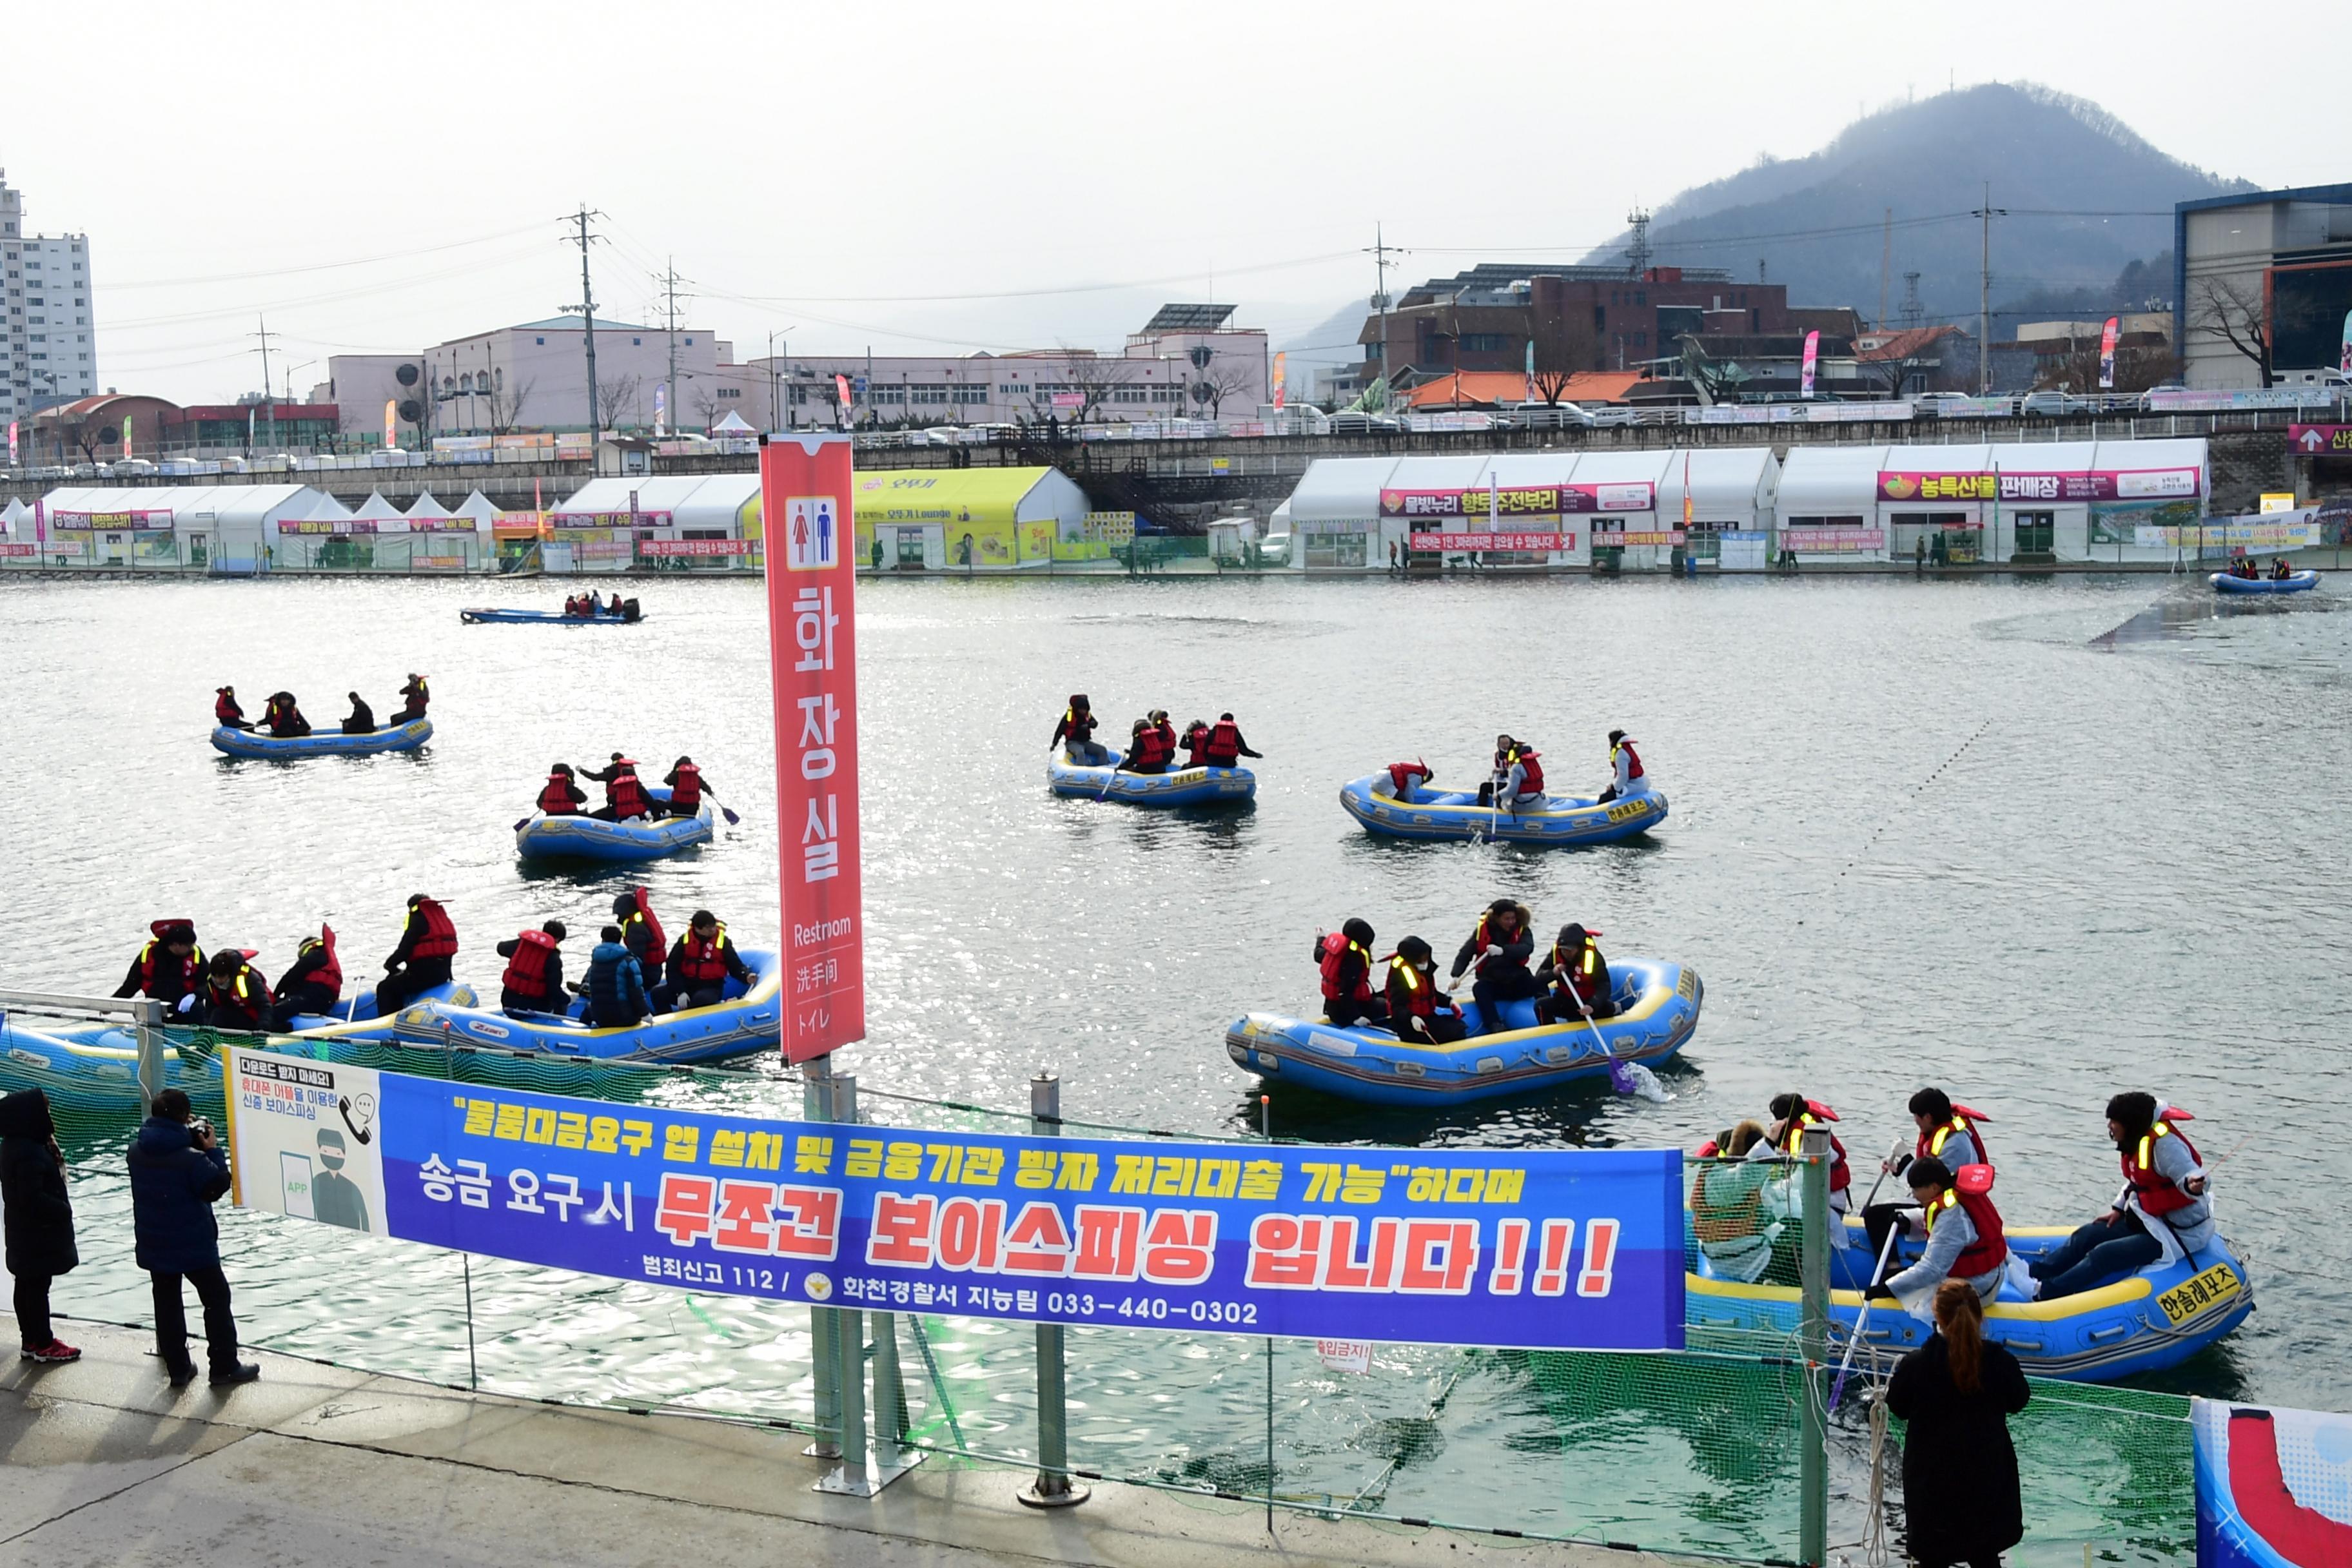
[[1406, 532, 1576, 553], [50, 509, 174, 531], [1378, 482, 1654, 518], [638, 539, 752, 557], [1876, 469, 2200, 503], [2288, 424, 2352, 455], [2133, 520, 2318, 551], [761, 435, 864, 1063], [1780, 528, 1886, 553], [549, 510, 676, 529], [222, 1047, 1685, 1352]]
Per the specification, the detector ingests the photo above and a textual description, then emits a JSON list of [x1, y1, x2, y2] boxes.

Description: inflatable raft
[[1225, 958, 1700, 1106], [516, 785, 713, 863], [1340, 774, 1666, 845], [352, 947, 783, 1064], [460, 607, 645, 624], [1049, 755, 1257, 807], [1687, 1212, 2253, 1382], [211, 718, 433, 759], [2211, 571, 2317, 595]]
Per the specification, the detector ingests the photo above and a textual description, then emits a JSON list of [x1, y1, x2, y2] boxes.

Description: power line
[[104, 220, 562, 290]]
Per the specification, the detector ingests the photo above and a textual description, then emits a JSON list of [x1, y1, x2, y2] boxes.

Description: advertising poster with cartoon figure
[[223, 1049, 387, 1236]]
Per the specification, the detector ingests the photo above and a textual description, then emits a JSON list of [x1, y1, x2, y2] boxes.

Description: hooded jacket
[[584, 941, 649, 1026], [1, 1090, 77, 1277], [126, 1116, 231, 1273]]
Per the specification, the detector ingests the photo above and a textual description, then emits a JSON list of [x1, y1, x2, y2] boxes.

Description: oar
[[1561, 983, 1666, 1101], [718, 805, 741, 826], [1828, 1223, 1905, 1412]]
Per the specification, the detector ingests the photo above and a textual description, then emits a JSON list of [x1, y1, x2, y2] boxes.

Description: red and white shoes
[[23, 1341, 83, 1363]]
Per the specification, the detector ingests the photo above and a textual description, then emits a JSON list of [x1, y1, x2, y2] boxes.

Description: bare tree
[[2034, 339, 2182, 396], [689, 384, 725, 431], [1526, 308, 1601, 404], [1678, 341, 1750, 404], [1858, 344, 1935, 398], [2190, 274, 2272, 387], [596, 373, 645, 431], [483, 376, 536, 436], [1195, 361, 1257, 418], [1054, 350, 1144, 424]]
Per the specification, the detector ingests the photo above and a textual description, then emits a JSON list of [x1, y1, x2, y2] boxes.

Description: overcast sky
[[7, 1, 2343, 402]]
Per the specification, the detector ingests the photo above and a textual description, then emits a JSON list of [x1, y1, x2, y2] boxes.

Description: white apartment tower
[[1, 168, 99, 422]]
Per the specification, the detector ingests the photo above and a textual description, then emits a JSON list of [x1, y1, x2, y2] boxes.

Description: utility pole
[[1974, 183, 2006, 395], [1364, 222, 1397, 395], [251, 315, 277, 451], [660, 255, 686, 435], [1901, 271, 1925, 331], [1625, 208, 1651, 279], [565, 206, 604, 435], [1879, 209, 1892, 329]]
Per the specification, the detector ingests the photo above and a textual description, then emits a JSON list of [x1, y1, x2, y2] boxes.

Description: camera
[[189, 1118, 214, 1143]]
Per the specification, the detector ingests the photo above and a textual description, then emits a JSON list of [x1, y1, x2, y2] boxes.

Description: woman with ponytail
[[1884, 1279, 2031, 1567]]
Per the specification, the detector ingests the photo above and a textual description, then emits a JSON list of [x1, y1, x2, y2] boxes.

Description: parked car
[[1584, 404, 1643, 427], [1328, 412, 1402, 434], [2021, 391, 2092, 417], [113, 457, 158, 476], [1504, 403, 1597, 430]]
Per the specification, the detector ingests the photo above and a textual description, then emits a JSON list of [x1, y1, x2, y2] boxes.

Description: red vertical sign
[[760, 435, 864, 1063]]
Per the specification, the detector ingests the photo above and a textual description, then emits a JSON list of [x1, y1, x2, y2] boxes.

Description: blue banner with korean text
[[224, 1048, 1683, 1351]]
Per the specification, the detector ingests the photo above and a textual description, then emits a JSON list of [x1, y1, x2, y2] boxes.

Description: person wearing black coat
[[127, 1089, 259, 1387], [1884, 1279, 2030, 1568], [1, 1089, 80, 1362]]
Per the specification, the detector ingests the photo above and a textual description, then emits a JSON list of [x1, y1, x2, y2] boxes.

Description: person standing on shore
[[1, 1088, 81, 1364], [128, 1089, 259, 1387], [1883, 1280, 2029, 1568]]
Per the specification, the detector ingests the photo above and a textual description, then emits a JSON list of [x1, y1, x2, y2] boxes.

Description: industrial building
[[2176, 183, 2352, 389]]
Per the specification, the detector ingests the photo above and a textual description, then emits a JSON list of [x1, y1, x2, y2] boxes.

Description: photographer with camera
[[127, 1089, 258, 1387]]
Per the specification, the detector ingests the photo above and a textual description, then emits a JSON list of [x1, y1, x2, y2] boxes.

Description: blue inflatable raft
[[1340, 774, 1666, 845], [211, 718, 433, 758], [516, 785, 714, 863], [460, 607, 645, 624], [1225, 958, 1700, 1106], [1686, 1211, 2253, 1382], [1050, 755, 1257, 807], [2211, 571, 2317, 594]]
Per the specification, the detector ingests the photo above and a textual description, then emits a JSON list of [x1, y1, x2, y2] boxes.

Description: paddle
[[1828, 1222, 1905, 1412], [719, 805, 741, 826], [1563, 984, 1668, 1102]]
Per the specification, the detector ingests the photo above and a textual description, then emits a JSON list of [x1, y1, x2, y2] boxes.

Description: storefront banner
[[1781, 528, 1885, 552], [573, 539, 638, 560], [50, 509, 174, 531], [1877, 469, 2200, 503], [1604, 531, 1690, 547], [550, 510, 676, 529], [1379, 483, 1653, 518], [0, 544, 37, 558], [2135, 520, 2318, 550], [640, 539, 750, 557], [760, 435, 865, 1063], [1407, 532, 1577, 552], [2145, 388, 2337, 413], [2288, 424, 2352, 455], [2192, 1396, 2351, 1568], [223, 1047, 1685, 1351]]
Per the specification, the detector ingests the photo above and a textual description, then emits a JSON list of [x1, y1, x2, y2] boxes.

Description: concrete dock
[[2, 1315, 1663, 1568]]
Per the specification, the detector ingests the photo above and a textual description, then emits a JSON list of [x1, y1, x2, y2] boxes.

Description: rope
[[1863, 1393, 1894, 1566]]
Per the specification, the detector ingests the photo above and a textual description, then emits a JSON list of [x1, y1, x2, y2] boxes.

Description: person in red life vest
[[662, 756, 717, 818], [578, 754, 656, 821], [1448, 898, 1538, 1031], [1050, 695, 1111, 765], [2269, 557, 2293, 581], [195, 950, 273, 1033], [1866, 1157, 2007, 1306], [1180, 720, 1211, 769], [536, 763, 587, 817], [260, 692, 311, 737], [1119, 718, 1173, 774], [374, 894, 459, 1016], [1534, 923, 1614, 1024], [1385, 937, 1466, 1045], [213, 687, 252, 731], [495, 921, 569, 1016], [1766, 1093, 1854, 1241], [1148, 709, 1179, 763], [2028, 1092, 2215, 1301], [563, 594, 584, 617], [1313, 918, 1387, 1028], [340, 692, 375, 735], [269, 925, 344, 1030], [1597, 729, 1648, 803], [1371, 759, 1433, 803], [613, 889, 666, 994], [1200, 712, 1262, 770], [392, 674, 428, 723], [653, 910, 753, 1014], [113, 921, 205, 1017], [1868, 1088, 1995, 1259]]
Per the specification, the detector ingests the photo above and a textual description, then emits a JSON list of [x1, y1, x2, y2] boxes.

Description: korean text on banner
[[760, 436, 864, 1063], [223, 1047, 1687, 1352]]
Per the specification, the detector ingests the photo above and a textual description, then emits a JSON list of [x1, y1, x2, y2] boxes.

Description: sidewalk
[[1, 1315, 1666, 1568]]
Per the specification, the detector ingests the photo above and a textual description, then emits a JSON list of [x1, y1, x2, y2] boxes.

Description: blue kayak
[[344, 948, 784, 1064], [1340, 774, 1665, 845], [1226, 958, 1701, 1106], [212, 718, 432, 758], [460, 607, 645, 624], [516, 785, 714, 864], [2211, 571, 2317, 594], [1048, 754, 1256, 807]]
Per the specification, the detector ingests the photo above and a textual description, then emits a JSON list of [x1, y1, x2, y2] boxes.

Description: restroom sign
[[784, 495, 839, 571]]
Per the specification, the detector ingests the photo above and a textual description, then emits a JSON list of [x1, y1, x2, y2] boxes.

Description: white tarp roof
[[1287, 458, 1403, 525], [1774, 446, 1891, 516], [451, 489, 503, 523], [38, 483, 317, 527], [1, 498, 27, 532], [1656, 447, 1779, 519], [711, 410, 756, 433], [403, 490, 455, 520], [1288, 447, 1778, 524], [553, 474, 761, 529], [349, 489, 404, 522]]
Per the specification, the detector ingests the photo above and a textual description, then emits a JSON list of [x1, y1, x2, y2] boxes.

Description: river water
[[3, 571, 2346, 1547]]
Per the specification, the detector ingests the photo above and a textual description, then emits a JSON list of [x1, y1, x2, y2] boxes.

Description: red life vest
[[1614, 739, 1644, 781], [215, 691, 241, 723], [1386, 761, 1428, 797], [501, 928, 559, 997], [621, 892, 665, 964], [1550, 935, 1606, 1008], [207, 962, 270, 1030], [1507, 746, 1544, 795], [1918, 1109, 1992, 1172], [399, 676, 429, 713], [1318, 930, 1371, 1003], [1204, 720, 1242, 767], [1134, 727, 1171, 769], [1923, 1182, 2008, 1277], [538, 773, 580, 814], [674, 924, 732, 985], [668, 764, 703, 811], [409, 898, 459, 960], [1153, 719, 1178, 757], [1387, 957, 1449, 1019], [1779, 1108, 1851, 1194], [2122, 1121, 2202, 1217], [1469, 911, 1525, 975], [295, 928, 343, 995], [607, 762, 652, 819], [137, 928, 206, 997]]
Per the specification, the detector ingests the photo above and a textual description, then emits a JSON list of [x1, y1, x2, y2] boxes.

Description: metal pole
[[1019, 1072, 1088, 1507], [827, 1073, 869, 1490], [1797, 1122, 1832, 1568], [801, 1055, 840, 1459], [132, 997, 166, 1115]]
